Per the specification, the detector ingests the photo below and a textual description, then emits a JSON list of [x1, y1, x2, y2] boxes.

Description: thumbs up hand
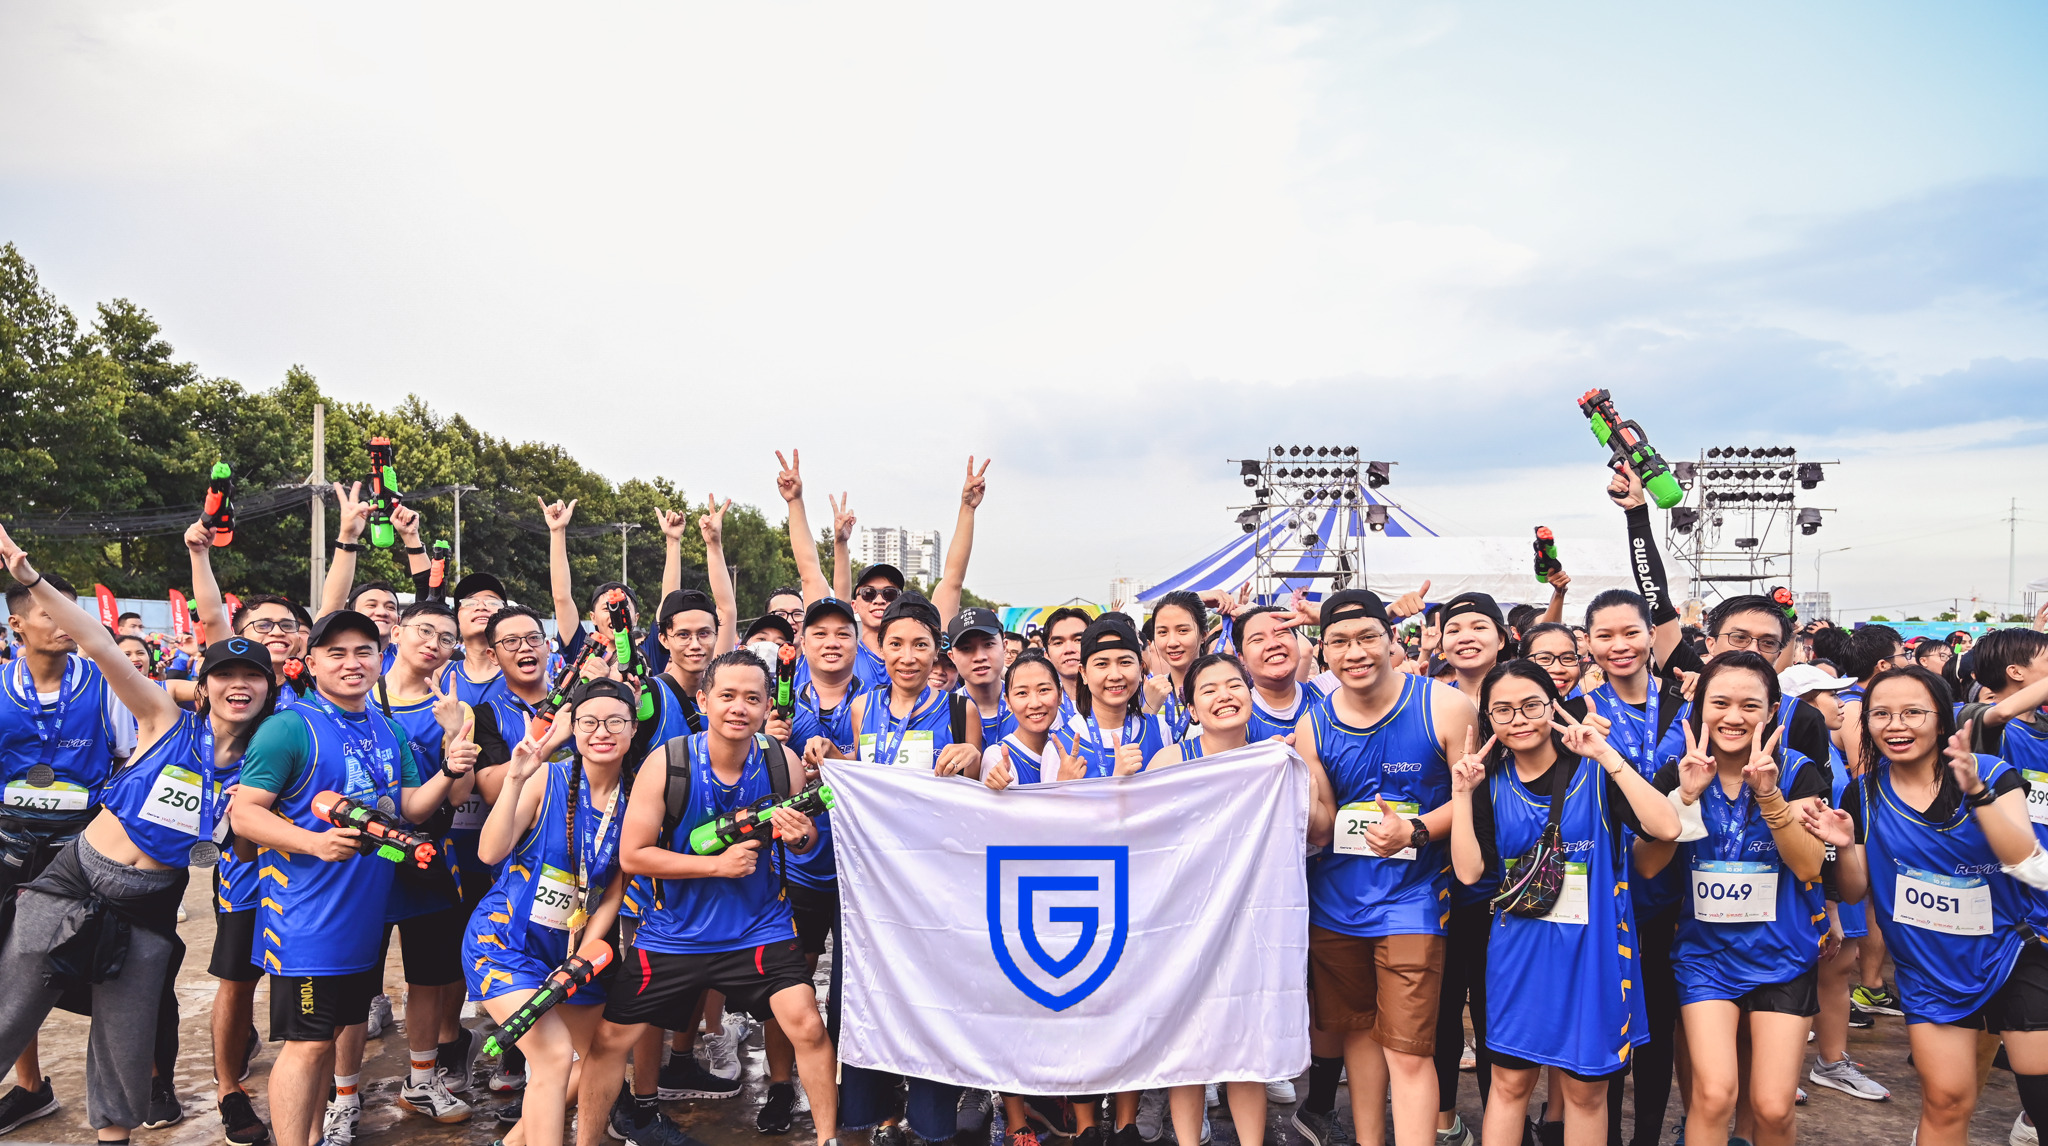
[[1363, 796, 1413, 858]]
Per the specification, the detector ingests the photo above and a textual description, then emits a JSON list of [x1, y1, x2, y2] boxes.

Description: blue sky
[[3, 2, 2044, 616]]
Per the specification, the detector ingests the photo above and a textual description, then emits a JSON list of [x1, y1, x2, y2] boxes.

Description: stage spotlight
[[1367, 461, 1392, 489], [1671, 507, 1700, 534], [1735, 537, 1759, 549], [1366, 505, 1390, 532], [1708, 447, 1722, 459], [1736, 447, 1751, 457], [1799, 507, 1823, 535], [1344, 446, 1358, 456], [1289, 446, 1302, 456], [1673, 461, 1696, 484], [1799, 463, 1823, 489]]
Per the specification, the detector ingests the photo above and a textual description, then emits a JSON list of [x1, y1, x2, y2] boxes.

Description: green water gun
[[482, 940, 613, 1055], [689, 782, 836, 856], [1578, 389, 1684, 510], [1533, 527, 1561, 582], [603, 589, 655, 721], [366, 437, 401, 548]]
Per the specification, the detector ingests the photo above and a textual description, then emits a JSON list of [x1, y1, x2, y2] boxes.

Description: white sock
[[409, 1054, 437, 1086], [333, 1074, 361, 1107]]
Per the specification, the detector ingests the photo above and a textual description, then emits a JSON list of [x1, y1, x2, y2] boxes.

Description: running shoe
[[1289, 1107, 1355, 1146], [609, 1084, 648, 1141], [219, 1090, 271, 1146], [489, 1061, 528, 1092], [1809, 1055, 1891, 1101], [399, 1074, 474, 1123], [318, 1098, 360, 1146], [759, 1081, 798, 1135], [1848, 1004, 1875, 1029], [0, 1080, 59, 1136], [1110, 1124, 1142, 1146], [700, 1024, 743, 1081], [1136, 1091, 1167, 1142], [1265, 1079, 1296, 1105], [1851, 985, 1903, 1017], [659, 1055, 743, 1100], [439, 1026, 478, 1094], [957, 1088, 994, 1144], [141, 1077, 184, 1128], [630, 1110, 710, 1146], [1795, 1088, 1807, 1106], [2014, 1113, 2039, 1145], [366, 993, 394, 1038], [1205, 1084, 1219, 1109], [497, 1098, 524, 1128], [1459, 1044, 1477, 1071], [1435, 1114, 1473, 1146], [1008, 1130, 1043, 1146]]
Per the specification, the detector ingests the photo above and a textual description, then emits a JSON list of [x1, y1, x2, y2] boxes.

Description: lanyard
[[1084, 707, 1139, 761], [1706, 775, 1755, 863], [568, 763, 622, 905], [1602, 679, 1659, 775], [1160, 687, 1191, 741], [697, 734, 763, 818], [872, 686, 931, 766], [15, 658, 81, 776], [303, 694, 395, 798], [195, 718, 221, 843]]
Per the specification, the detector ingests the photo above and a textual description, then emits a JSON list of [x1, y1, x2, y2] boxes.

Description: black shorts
[[1942, 941, 2048, 1032], [787, 882, 838, 956], [603, 940, 811, 1030], [1733, 968, 1819, 1017], [1489, 1052, 1626, 1084], [376, 906, 466, 988], [269, 967, 380, 1043], [209, 908, 264, 982]]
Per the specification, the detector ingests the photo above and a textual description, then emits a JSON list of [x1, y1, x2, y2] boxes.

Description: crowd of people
[[1, 449, 2046, 1146]]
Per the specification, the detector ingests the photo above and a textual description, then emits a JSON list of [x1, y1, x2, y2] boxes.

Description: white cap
[[1780, 663, 1854, 698]]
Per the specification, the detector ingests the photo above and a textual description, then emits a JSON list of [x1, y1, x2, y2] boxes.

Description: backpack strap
[[659, 735, 695, 842], [756, 733, 795, 799], [950, 692, 967, 746]]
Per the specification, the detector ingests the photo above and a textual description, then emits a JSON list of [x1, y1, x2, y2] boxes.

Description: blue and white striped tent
[[1139, 494, 1438, 607]]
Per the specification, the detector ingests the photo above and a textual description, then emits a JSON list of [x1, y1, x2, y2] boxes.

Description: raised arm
[[699, 495, 739, 654], [318, 481, 373, 619], [185, 520, 235, 645], [542, 497, 581, 643], [830, 493, 854, 603], [1541, 568, 1569, 625], [657, 508, 688, 598], [776, 451, 832, 603], [932, 458, 989, 625], [0, 524, 181, 737], [1609, 469, 1684, 668]]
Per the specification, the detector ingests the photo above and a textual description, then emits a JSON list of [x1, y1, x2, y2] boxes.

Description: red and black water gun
[[202, 463, 235, 547], [1533, 527, 1561, 583], [482, 940, 613, 1055], [312, 790, 438, 869], [603, 589, 654, 721], [775, 643, 798, 722]]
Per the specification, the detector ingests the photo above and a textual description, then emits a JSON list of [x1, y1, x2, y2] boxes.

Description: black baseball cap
[[570, 677, 637, 713], [1079, 617, 1140, 663], [857, 563, 906, 589], [947, 608, 1003, 647], [197, 635, 277, 686], [306, 609, 382, 649], [879, 592, 942, 638], [589, 581, 639, 614], [743, 614, 795, 644], [1439, 592, 1504, 632], [803, 597, 858, 629], [1319, 589, 1391, 630], [452, 572, 506, 604], [658, 590, 717, 631]]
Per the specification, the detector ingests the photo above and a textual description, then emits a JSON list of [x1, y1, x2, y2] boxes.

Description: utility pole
[[2010, 497, 2020, 620], [309, 404, 326, 604]]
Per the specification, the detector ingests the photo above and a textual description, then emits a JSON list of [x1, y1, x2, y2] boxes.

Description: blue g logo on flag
[[987, 845, 1129, 1012]]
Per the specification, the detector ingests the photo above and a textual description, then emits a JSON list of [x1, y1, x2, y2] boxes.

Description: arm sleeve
[[237, 714, 312, 794], [1625, 505, 1679, 626], [1790, 706, 1835, 779], [1473, 776, 1500, 878]]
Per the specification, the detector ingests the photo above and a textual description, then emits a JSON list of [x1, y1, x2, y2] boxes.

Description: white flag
[[826, 740, 1310, 1095]]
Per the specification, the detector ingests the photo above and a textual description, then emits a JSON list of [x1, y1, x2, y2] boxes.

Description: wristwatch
[[333, 540, 363, 553], [1407, 818, 1430, 850]]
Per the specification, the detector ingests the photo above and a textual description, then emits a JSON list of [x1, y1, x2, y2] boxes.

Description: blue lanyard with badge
[[138, 718, 227, 865], [1085, 709, 1141, 766], [14, 657, 80, 788], [1692, 769, 1777, 922], [870, 686, 931, 767], [1603, 679, 1659, 777], [304, 693, 397, 812]]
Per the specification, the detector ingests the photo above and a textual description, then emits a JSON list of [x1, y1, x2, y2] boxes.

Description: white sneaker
[[319, 1098, 360, 1146], [365, 994, 394, 1039], [1458, 1043, 1476, 1071], [2014, 1113, 2039, 1146], [1136, 1089, 1168, 1142], [1265, 1079, 1296, 1105], [489, 1062, 527, 1092], [399, 1074, 474, 1123], [699, 1025, 741, 1081], [1808, 1055, 1890, 1102], [1204, 1083, 1219, 1109]]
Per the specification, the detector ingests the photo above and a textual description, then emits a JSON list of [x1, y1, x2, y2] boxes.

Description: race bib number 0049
[[1692, 860, 1777, 924]]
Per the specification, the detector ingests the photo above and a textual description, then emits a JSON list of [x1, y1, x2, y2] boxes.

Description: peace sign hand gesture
[[1552, 702, 1619, 773], [775, 450, 803, 503], [830, 493, 856, 544], [1676, 721, 1715, 804], [698, 494, 731, 547], [333, 481, 371, 542], [961, 457, 991, 509], [1742, 722, 1784, 796], [1054, 736, 1089, 783], [1451, 725, 1496, 796], [507, 718, 553, 783], [430, 669, 468, 739], [1947, 719, 1986, 797]]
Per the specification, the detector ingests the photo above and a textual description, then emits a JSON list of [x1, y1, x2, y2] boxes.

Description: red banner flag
[[169, 590, 191, 642], [93, 584, 118, 633], [223, 592, 242, 620]]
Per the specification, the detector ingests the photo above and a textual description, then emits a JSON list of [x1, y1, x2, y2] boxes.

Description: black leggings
[[1433, 901, 1492, 1113], [1607, 907, 1680, 1146]]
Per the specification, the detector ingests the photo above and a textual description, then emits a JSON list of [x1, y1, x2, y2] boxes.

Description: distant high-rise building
[[858, 526, 943, 583], [1795, 591, 1831, 624]]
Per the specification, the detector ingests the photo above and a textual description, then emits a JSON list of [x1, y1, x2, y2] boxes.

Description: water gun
[[366, 437, 400, 549], [1533, 527, 1561, 582], [775, 643, 798, 721], [1577, 389, 1685, 510], [688, 782, 836, 856], [1770, 586, 1797, 623], [603, 589, 655, 721], [278, 656, 315, 696], [427, 540, 451, 603], [482, 940, 613, 1056], [311, 790, 438, 869], [529, 658, 584, 738], [202, 462, 235, 547]]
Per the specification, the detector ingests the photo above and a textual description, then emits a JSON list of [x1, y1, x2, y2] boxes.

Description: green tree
[[1976, 610, 1994, 623]]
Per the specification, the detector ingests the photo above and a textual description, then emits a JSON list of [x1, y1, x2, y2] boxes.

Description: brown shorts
[[1307, 925, 1446, 1056]]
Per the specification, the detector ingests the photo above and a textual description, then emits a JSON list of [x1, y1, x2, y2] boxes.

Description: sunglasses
[[855, 585, 903, 604]]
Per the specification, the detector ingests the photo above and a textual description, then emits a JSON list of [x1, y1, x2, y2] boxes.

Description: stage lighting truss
[[1667, 446, 1836, 603], [1227, 446, 1393, 604]]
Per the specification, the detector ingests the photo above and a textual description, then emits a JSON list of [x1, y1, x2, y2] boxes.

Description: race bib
[[4, 780, 91, 812], [2024, 769, 2048, 827], [859, 730, 935, 771], [532, 864, 579, 931], [136, 764, 208, 837], [1894, 865, 1993, 936], [451, 794, 487, 831], [1334, 800, 1421, 860], [1692, 860, 1778, 924], [1543, 862, 1591, 925]]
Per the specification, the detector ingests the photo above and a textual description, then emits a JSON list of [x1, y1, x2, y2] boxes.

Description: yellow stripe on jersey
[[259, 865, 287, 886], [478, 970, 515, 995], [262, 950, 282, 972], [263, 928, 280, 946], [261, 897, 284, 914]]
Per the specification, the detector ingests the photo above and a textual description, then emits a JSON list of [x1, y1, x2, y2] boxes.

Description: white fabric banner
[[826, 740, 1310, 1095]]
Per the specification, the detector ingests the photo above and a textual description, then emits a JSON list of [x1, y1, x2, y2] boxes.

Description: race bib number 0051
[[1894, 865, 1993, 936]]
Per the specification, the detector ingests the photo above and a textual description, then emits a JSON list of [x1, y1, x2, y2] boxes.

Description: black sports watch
[[1407, 818, 1430, 850]]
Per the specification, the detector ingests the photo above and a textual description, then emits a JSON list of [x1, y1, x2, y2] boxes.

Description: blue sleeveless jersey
[[100, 710, 232, 868], [1306, 676, 1453, 937], [452, 663, 509, 710], [782, 679, 860, 890], [1248, 680, 1327, 743], [1859, 753, 2048, 1024], [1999, 717, 2048, 850], [256, 702, 406, 976], [377, 689, 463, 921], [1483, 757, 1648, 1076], [856, 686, 968, 769], [463, 757, 623, 1002], [0, 655, 119, 820], [1058, 703, 1166, 778], [979, 692, 1018, 747], [631, 733, 797, 955], [1671, 751, 1827, 1003], [1826, 744, 1868, 940]]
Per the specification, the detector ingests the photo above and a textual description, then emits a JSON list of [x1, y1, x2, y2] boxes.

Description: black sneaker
[[609, 1084, 651, 1142], [1532, 1121, 1564, 1146], [1112, 1124, 1143, 1146], [657, 1056, 742, 1101], [220, 1091, 271, 1146], [1848, 1004, 1875, 1029], [629, 1109, 710, 1146], [0, 1080, 60, 1135], [1075, 1128, 1105, 1146], [439, 1026, 477, 1094], [141, 1077, 184, 1129], [497, 1098, 524, 1128], [242, 1025, 262, 1082], [758, 1082, 797, 1135]]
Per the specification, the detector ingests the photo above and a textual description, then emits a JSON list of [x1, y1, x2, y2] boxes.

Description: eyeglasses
[[1321, 631, 1387, 653], [1867, 708, 1936, 728], [1718, 631, 1783, 655], [241, 619, 303, 635], [494, 632, 549, 651], [1487, 699, 1553, 723], [402, 625, 459, 650], [573, 716, 635, 734], [771, 608, 804, 622], [1527, 652, 1581, 668], [459, 596, 505, 614], [668, 627, 717, 645], [855, 585, 902, 604]]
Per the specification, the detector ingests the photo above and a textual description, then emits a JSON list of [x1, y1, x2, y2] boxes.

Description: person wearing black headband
[[1293, 588, 1480, 1146], [1061, 617, 1166, 780], [1437, 592, 1508, 696], [817, 595, 983, 780]]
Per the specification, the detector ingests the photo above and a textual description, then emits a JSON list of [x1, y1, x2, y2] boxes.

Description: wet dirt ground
[[9, 876, 2022, 1145]]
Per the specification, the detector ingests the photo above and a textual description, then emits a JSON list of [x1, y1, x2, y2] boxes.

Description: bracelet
[[333, 541, 363, 553], [1967, 785, 1999, 809], [404, 545, 426, 555], [16, 572, 41, 590]]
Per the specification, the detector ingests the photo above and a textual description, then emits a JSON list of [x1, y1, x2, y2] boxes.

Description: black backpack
[[660, 731, 795, 842]]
